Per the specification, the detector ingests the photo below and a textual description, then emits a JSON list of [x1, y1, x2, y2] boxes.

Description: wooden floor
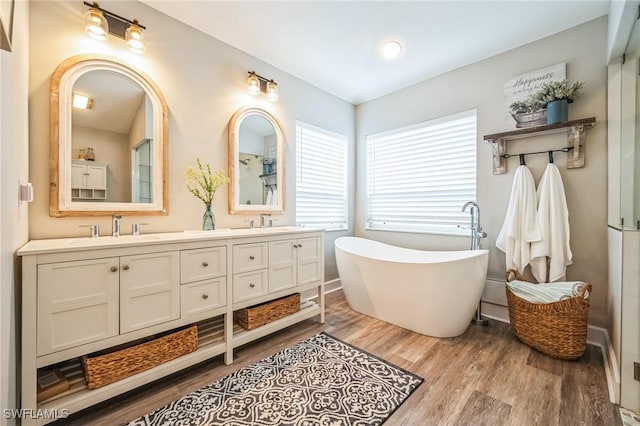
[[59, 290, 621, 425]]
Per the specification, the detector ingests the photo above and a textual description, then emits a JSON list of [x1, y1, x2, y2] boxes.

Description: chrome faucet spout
[[462, 201, 480, 229], [461, 201, 485, 251], [112, 215, 122, 237]]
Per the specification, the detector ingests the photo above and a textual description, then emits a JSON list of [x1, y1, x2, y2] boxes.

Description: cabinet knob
[[297, 244, 303, 248], [249, 283, 255, 288], [249, 255, 255, 260], [202, 261, 209, 267], [202, 293, 209, 300], [122, 265, 130, 271], [110, 266, 118, 272]]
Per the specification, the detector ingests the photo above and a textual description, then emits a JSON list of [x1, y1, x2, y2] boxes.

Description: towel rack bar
[[501, 146, 574, 160]]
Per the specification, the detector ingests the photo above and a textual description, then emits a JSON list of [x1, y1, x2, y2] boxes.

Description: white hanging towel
[[530, 163, 572, 282], [265, 189, 273, 206], [271, 188, 278, 205], [496, 165, 541, 275]]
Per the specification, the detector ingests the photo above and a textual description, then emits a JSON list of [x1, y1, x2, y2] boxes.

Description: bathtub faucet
[[462, 201, 489, 327], [461, 201, 487, 251]]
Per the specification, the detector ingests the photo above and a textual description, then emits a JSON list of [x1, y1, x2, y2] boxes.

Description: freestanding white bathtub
[[335, 237, 489, 338]]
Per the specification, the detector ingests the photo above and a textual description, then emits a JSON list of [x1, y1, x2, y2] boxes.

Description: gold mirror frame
[[228, 106, 286, 214], [49, 54, 168, 217]]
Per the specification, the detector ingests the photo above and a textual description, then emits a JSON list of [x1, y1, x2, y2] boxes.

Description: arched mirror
[[228, 107, 285, 214], [50, 55, 168, 217]]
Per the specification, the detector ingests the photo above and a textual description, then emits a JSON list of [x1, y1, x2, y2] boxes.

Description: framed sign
[[503, 63, 565, 129], [0, 0, 14, 52]]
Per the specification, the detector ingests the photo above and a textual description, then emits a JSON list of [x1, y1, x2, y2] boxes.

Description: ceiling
[[73, 70, 145, 134], [141, 1, 609, 105]]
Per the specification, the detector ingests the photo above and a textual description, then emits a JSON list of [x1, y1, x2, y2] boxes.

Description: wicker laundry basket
[[505, 269, 591, 360]]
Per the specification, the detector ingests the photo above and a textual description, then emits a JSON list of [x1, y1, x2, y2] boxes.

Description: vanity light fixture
[[72, 93, 94, 110], [83, 2, 147, 54], [247, 71, 279, 102], [125, 20, 145, 54]]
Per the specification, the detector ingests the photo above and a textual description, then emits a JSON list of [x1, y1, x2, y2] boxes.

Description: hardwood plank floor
[[57, 290, 621, 425]]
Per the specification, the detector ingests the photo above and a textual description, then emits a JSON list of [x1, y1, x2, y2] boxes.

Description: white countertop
[[17, 226, 321, 256]]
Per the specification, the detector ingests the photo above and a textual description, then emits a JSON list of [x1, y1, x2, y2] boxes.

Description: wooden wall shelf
[[484, 117, 596, 174]]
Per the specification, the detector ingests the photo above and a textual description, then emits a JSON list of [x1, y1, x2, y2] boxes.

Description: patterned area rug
[[128, 332, 423, 425]]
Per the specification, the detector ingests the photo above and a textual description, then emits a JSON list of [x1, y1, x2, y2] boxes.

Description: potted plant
[[530, 79, 584, 125], [509, 99, 546, 128]]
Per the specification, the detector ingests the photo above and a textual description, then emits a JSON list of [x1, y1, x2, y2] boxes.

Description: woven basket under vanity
[[82, 325, 198, 389], [505, 269, 591, 360], [235, 293, 300, 330]]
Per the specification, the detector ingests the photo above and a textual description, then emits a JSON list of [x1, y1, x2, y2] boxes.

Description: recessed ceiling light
[[72, 94, 93, 109], [382, 41, 403, 60]]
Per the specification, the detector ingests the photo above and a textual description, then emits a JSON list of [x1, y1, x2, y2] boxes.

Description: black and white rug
[[128, 332, 423, 425]]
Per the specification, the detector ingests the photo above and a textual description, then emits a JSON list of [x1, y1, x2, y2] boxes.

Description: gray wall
[[28, 1, 355, 281], [355, 17, 609, 327], [0, 1, 30, 423]]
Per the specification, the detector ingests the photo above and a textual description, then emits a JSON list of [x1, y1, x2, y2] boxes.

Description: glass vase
[[202, 203, 215, 230]]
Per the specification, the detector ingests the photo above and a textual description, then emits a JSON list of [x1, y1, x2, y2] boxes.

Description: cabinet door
[[37, 258, 119, 356], [296, 237, 322, 286], [70, 164, 85, 189], [85, 164, 107, 190], [120, 251, 180, 333], [269, 240, 297, 293]]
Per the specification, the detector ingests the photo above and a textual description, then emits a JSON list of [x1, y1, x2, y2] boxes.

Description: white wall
[[29, 1, 355, 280], [0, 1, 30, 424], [356, 17, 609, 327]]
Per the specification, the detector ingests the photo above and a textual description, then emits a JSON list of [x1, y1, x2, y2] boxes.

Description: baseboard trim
[[587, 325, 620, 404]]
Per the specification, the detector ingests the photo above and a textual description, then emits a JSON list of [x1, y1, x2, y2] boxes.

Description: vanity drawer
[[233, 270, 268, 303], [181, 277, 226, 318], [180, 247, 226, 284], [233, 243, 268, 273]]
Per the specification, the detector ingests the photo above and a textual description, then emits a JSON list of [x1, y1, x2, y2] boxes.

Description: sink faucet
[[260, 214, 271, 228], [112, 215, 122, 237], [461, 201, 487, 250]]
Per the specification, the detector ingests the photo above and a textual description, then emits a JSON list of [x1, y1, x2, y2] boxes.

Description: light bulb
[[266, 80, 279, 102], [247, 73, 260, 96], [84, 6, 108, 41], [382, 40, 403, 60], [126, 21, 145, 54]]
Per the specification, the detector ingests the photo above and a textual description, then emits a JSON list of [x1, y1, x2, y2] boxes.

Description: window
[[296, 121, 348, 230], [365, 110, 477, 235]]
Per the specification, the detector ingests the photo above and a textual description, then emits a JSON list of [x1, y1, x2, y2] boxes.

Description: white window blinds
[[296, 122, 348, 230], [366, 110, 477, 235]]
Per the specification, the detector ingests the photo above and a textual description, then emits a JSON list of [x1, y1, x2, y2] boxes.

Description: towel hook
[[519, 154, 525, 166], [548, 151, 554, 163]]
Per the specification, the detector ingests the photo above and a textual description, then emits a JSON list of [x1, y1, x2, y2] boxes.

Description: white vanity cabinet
[[269, 237, 322, 292], [18, 227, 324, 426], [119, 251, 180, 333], [37, 257, 120, 357], [180, 246, 227, 321], [70, 161, 107, 200]]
